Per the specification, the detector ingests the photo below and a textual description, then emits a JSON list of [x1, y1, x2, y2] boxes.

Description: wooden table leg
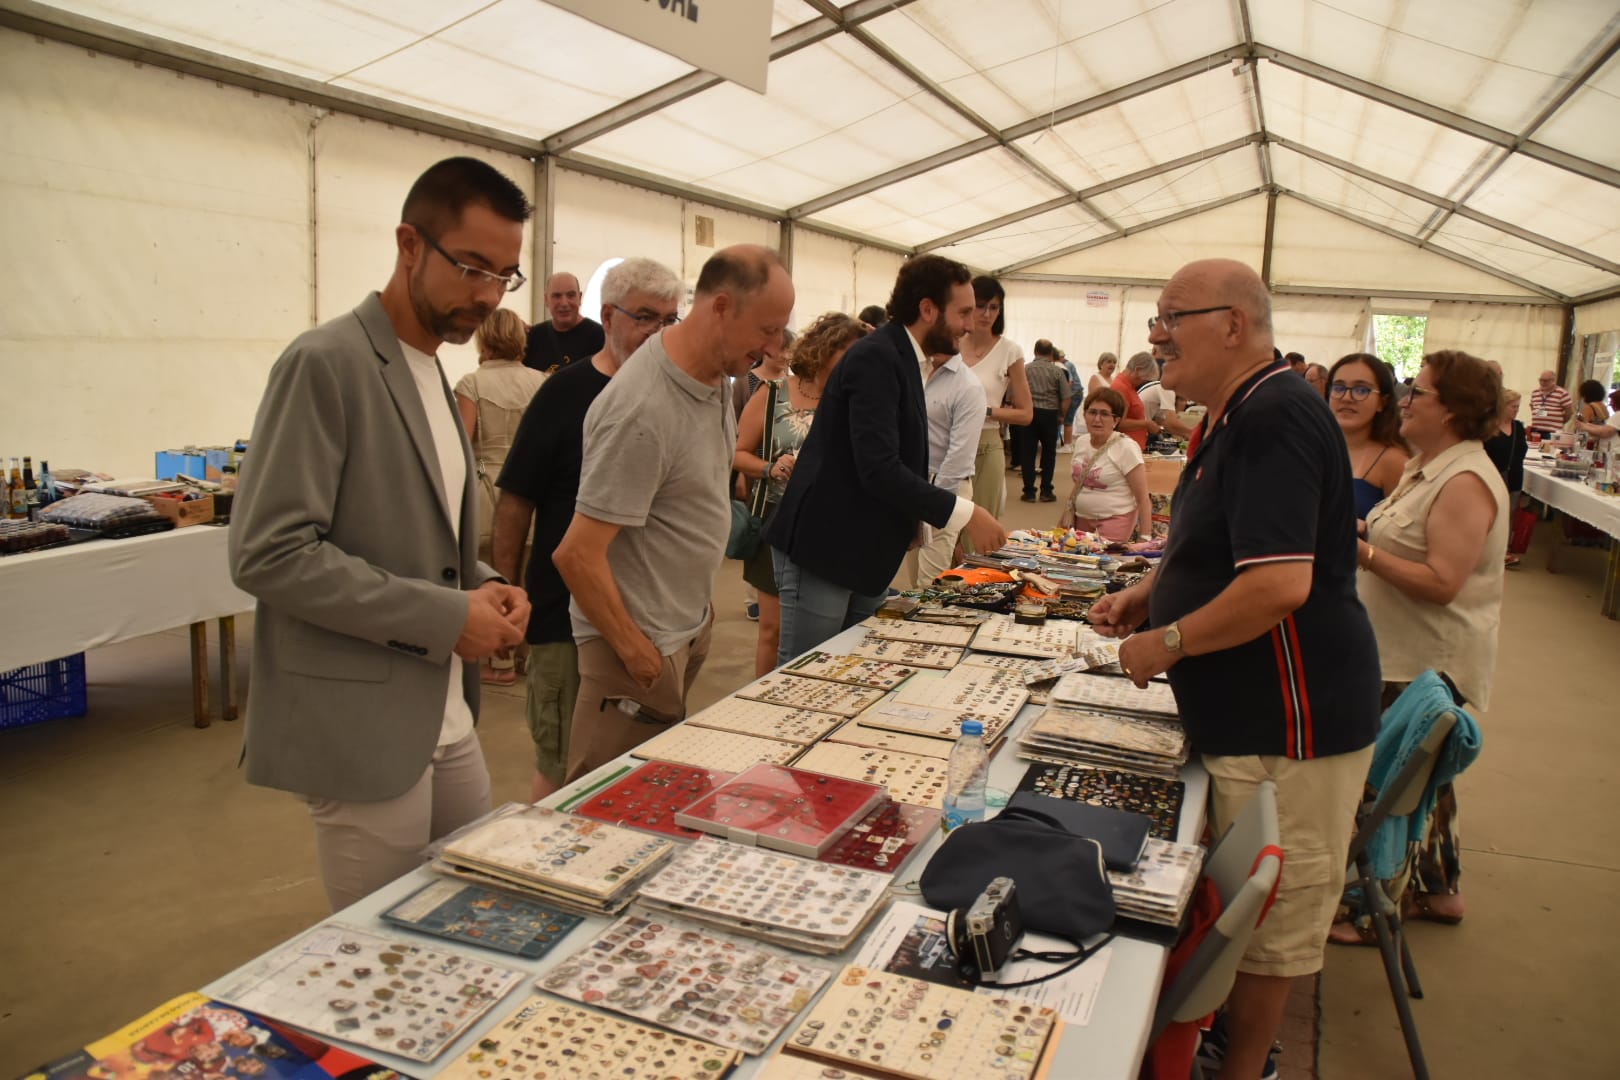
[[1604, 539, 1620, 620], [190, 621, 210, 728], [218, 615, 238, 720]]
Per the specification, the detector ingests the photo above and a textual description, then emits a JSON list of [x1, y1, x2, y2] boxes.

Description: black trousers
[[1019, 408, 1062, 496]]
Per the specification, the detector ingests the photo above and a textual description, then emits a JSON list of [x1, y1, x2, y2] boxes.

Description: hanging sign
[[545, 0, 772, 94], [1086, 290, 1111, 308]]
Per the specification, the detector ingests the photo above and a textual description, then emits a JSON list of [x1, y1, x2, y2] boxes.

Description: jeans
[[773, 548, 888, 666], [1020, 407, 1062, 496]]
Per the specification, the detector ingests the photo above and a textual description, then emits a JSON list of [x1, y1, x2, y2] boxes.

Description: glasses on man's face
[[1328, 383, 1377, 402], [1084, 409, 1118, 420], [413, 226, 525, 293], [611, 304, 680, 330], [1147, 305, 1233, 332]]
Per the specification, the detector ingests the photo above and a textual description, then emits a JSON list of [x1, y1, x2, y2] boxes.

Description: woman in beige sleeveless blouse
[[1338, 350, 1507, 938], [456, 308, 544, 684]]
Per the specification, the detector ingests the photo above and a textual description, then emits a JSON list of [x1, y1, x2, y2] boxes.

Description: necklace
[[794, 377, 821, 402]]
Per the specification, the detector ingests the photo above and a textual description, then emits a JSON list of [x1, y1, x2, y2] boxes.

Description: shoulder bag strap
[[750, 380, 780, 518]]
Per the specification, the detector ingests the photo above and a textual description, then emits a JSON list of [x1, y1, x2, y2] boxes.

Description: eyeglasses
[[611, 304, 680, 330], [1405, 384, 1437, 404], [1147, 305, 1233, 332], [1328, 383, 1377, 402], [1083, 408, 1118, 420], [412, 226, 525, 293]]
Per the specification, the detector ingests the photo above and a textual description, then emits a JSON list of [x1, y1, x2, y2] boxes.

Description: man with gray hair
[[494, 257, 682, 799], [1112, 350, 1163, 450], [555, 244, 795, 781], [1018, 338, 1071, 503]]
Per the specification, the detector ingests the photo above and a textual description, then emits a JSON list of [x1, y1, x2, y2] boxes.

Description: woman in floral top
[[734, 312, 870, 676]]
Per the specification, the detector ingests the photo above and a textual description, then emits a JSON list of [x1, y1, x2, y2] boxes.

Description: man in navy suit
[[767, 255, 1008, 662]]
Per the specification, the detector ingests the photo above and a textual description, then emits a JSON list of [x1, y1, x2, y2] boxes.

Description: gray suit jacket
[[230, 293, 498, 802]]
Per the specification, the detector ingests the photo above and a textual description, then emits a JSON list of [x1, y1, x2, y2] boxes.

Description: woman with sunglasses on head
[[1325, 352, 1409, 522], [1330, 350, 1508, 944], [1057, 388, 1151, 542]]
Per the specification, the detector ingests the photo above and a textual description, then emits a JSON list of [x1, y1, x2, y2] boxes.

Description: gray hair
[[601, 257, 681, 307], [1098, 351, 1118, 366], [1125, 351, 1158, 380]]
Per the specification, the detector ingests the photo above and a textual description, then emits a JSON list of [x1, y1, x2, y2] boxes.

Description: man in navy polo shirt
[[1092, 259, 1378, 1079]]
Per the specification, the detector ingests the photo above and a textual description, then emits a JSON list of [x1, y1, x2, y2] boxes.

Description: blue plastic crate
[[1, 653, 87, 729]]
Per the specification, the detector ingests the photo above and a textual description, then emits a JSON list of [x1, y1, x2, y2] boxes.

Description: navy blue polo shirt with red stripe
[[1149, 360, 1380, 759]]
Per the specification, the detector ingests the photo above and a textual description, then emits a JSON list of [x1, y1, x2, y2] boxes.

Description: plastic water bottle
[[942, 719, 989, 832]]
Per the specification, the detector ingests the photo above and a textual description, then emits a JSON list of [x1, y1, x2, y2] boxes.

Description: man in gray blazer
[[231, 157, 532, 911]]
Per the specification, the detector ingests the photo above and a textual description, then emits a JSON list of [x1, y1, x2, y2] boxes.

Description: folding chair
[[1341, 709, 1459, 1080], [1147, 780, 1282, 1050]]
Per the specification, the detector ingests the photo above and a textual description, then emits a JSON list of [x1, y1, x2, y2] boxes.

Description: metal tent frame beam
[[788, 45, 1250, 218], [997, 187, 1268, 275], [1281, 191, 1568, 302], [1271, 137, 1620, 279], [1001, 272, 1564, 307], [917, 134, 1262, 252]]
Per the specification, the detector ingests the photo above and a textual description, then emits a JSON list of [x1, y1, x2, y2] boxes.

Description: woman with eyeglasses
[[1057, 388, 1151, 542], [1325, 353, 1409, 522], [1332, 350, 1508, 942], [734, 312, 868, 677], [455, 308, 546, 685]]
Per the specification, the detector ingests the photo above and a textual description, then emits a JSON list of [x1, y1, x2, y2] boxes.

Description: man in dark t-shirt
[[494, 258, 682, 799], [524, 271, 605, 373], [1092, 259, 1379, 1080]]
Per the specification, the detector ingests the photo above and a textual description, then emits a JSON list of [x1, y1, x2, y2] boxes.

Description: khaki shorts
[[525, 642, 580, 786], [1205, 744, 1374, 978]]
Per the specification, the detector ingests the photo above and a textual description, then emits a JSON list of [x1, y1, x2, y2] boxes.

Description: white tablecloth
[[1523, 462, 1620, 537], [0, 525, 254, 670], [204, 618, 1208, 1079]]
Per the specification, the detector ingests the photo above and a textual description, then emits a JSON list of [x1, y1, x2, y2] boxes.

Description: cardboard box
[[155, 450, 207, 481], [143, 494, 214, 528], [1143, 457, 1183, 495]]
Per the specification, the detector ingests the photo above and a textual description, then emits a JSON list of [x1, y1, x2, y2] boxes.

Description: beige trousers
[[306, 732, 492, 912]]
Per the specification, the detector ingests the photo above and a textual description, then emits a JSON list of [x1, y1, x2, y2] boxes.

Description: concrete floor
[[1, 488, 1617, 1078]]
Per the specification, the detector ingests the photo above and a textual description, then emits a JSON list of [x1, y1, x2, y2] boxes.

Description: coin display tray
[[969, 614, 1080, 658], [1049, 671, 1180, 718], [859, 667, 1028, 742], [436, 994, 741, 1079], [783, 965, 1059, 1080], [818, 799, 942, 875], [439, 805, 675, 907], [631, 724, 803, 773], [636, 836, 890, 951], [782, 650, 918, 690], [858, 618, 977, 648], [539, 911, 832, 1055], [1014, 763, 1185, 841], [685, 697, 844, 745], [572, 760, 736, 841], [824, 719, 955, 759], [212, 922, 523, 1063], [844, 633, 966, 670], [674, 762, 887, 858], [793, 743, 951, 810], [736, 673, 889, 718]]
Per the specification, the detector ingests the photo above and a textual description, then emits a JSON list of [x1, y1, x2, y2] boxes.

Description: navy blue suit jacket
[[767, 320, 958, 595]]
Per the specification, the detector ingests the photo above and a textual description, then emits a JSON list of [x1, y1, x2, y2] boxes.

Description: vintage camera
[[946, 876, 1023, 982]]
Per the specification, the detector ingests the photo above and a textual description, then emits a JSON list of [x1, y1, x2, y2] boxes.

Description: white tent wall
[[789, 228, 859, 326], [550, 170, 684, 311], [1269, 296, 1370, 370], [1574, 296, 1620, 337], [1, 31, 310, 478], [854, 246, 906, 315], [1001, 281, 1152, 372], [1424, 302, 1567, 403], [311, 112, 537, 394]]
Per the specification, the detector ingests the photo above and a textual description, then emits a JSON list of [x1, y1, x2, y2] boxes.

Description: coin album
[[793, 743, 952, 810], [685, 697, 844, 745], [858, 617, 977, 648], [630, 723, 804, 773], [1014, 762, 1185, 840], [736, 672, 890, 718], [844, 633, 966, 670], [969, 614, 1080, 659]]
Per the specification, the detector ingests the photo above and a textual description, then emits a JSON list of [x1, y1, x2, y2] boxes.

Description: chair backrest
[[1346, 711, 1457, 864], [1203, 779, 1280, 909], [1147, 781, 1281, 1043]]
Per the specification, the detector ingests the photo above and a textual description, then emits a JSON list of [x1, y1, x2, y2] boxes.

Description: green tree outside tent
[[1373, 315, 1427, 380]]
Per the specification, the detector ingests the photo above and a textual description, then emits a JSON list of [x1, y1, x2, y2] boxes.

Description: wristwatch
[[986, 406, 993, 418], [1162, 621, 1182, 653]]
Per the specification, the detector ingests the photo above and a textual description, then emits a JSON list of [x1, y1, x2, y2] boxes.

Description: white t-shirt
[[1069, 434, 1145, 519], [400, 340, 474, 748], [961, 337, 1025, 430], [1138, 382, 1176, 420]]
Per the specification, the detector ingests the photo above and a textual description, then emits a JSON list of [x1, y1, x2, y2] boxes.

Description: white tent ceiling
[[5, 0, 1620, 304]]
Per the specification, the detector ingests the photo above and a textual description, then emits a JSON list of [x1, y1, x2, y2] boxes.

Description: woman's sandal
[[1327, 919, 1379, 947], [1405, 893, 1464, 925]]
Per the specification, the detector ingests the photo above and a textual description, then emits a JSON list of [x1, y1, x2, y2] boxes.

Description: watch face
[[1164, 626, 1181, 650]]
